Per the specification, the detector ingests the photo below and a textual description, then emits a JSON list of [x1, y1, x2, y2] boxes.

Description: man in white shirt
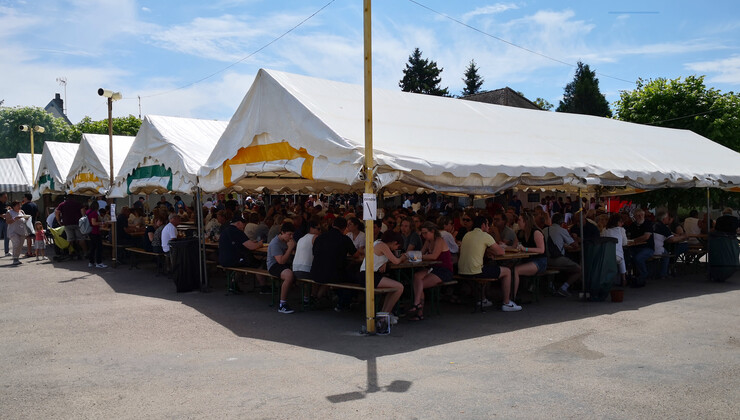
[[161, 213, 180, 253]]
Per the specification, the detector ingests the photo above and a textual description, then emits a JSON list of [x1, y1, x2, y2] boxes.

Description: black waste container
[[583, 237, 618, 301], [169, 237, 200, 292], [708, 232, 740, 282]]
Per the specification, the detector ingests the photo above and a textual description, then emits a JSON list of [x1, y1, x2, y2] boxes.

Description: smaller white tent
[[33, 141, 79, 199], [66, 133, 135, 195], [110, 115, 228, 197], [16, 153, 41, 190], [0, 158, 29, 193]]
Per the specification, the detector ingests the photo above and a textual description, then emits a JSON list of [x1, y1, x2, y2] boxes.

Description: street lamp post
[[19, 124, 45, 186], [98, 88, 122, 266]]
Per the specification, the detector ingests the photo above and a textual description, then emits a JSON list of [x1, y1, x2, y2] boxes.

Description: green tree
[[76, 115, 142, 137], [399, 48, 449, 96], [461, 59, 484, 96], [615, 75, 740, 152], [556, 61, 612, 117], [533, 97, 554, 111], [0, 106, 79, 158], [614, 75, 740, 210]]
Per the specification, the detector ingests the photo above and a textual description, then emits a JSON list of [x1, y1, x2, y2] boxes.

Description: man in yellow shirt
[[459, 216, 521, 312]]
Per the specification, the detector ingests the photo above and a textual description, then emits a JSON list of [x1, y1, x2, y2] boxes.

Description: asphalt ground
[[1, 253, 738, 419]]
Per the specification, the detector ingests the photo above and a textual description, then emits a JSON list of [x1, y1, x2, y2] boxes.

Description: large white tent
[[66, 133, 135, 195], [200, 69, 740, 195], [111, 115, 228, 197], [33, 141, 79, 199], [0, 158, 29, 193]]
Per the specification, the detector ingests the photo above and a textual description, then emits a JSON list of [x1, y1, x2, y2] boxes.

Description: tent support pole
[[196, 186, 207, 290], [706, 187, 711, 281], [106, 96, 118, 268], [579, 188, 586, 299], [363, 0, 376, 334]]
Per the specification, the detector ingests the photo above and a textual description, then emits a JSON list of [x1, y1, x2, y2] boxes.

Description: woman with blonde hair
[[513, 211, 547, 299]]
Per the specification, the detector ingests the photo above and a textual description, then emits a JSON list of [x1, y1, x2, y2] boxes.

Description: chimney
[[54, 93, 64, 112]]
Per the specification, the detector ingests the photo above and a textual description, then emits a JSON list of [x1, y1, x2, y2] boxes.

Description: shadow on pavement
[[50, 253, 740, 362]]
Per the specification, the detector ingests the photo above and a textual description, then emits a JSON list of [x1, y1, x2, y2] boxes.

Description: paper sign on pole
[[363, 193, 376, 221], [110, 204, 117, 222]]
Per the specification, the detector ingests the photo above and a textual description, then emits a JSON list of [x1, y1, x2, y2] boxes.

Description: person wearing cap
[[714, 207, 739, 234], [219, 213, 264, 268]]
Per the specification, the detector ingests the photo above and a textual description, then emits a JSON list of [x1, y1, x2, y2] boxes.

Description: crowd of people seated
[[3, 191, 739, 322]]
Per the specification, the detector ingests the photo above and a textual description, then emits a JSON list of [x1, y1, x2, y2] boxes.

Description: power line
[[137, 0, 337, 99], [406, 0, 636, 85], [648, 108, 721, 125]]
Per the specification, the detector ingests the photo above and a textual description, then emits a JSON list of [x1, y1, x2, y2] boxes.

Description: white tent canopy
[[16, 153, 40, 190], [111, 115, 228, 197], [0, 158, 29, 193], [66, 133, 135, 196], [200, 68, 740, 195], [33, 141, 79, 198]]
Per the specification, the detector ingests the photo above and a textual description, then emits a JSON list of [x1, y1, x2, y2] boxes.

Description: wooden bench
[[647, 253, 676, 278], [526, 268, 560, 303], [453, 275, 502, 313], [217, 265, 281, 305], [125, 247, 166, 274], [103, 241, 129, 267], [295, 277, 395, 312], [426, 280, 459, 316]]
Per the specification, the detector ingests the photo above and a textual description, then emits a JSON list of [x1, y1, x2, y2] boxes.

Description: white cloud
[[142, 7, 150, 12], [685, 55, 740, 84], [133, 71, 257, 121], [611, 40, 728, 57], [149, 15, 267, 62], [462, 3, 519, 22]]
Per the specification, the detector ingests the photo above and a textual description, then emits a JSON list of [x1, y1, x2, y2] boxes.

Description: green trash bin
[[708, 232, 740, 282], [583, 237, 618, 301]]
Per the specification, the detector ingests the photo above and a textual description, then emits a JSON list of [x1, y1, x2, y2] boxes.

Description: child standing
[[34, 221, 47, 260]]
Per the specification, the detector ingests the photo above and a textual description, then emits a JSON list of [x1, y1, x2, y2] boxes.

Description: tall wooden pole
[[108, 97, 117, 267], [363, 0, 376, 334]]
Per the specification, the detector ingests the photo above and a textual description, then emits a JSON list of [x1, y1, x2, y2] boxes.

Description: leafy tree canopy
[[1, 107, 143, 159], [614, 75, 740, 210], [533, 97, 554, 111], [399, 48, 449, 96], [0, 106, 78, 158], [615, 75, 740, 152], [461, 59, 484, 96], [556, 61, 612, 117], [76, 115, 142, 138]]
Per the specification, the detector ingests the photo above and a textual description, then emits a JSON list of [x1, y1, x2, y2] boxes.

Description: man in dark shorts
[[458, 216, 520, 312], [55, 195, 87, 259], [267, 222, 297, 314]]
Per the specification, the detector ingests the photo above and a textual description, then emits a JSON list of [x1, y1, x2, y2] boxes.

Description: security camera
[[19, 124, 29, 131], [98, 88, 122, 100]]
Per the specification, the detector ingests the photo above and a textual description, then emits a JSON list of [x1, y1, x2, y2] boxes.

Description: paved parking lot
[[1, 255, 738, 419]]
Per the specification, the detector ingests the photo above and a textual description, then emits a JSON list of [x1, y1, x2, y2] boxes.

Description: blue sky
[[1, 0, 739, 124]]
